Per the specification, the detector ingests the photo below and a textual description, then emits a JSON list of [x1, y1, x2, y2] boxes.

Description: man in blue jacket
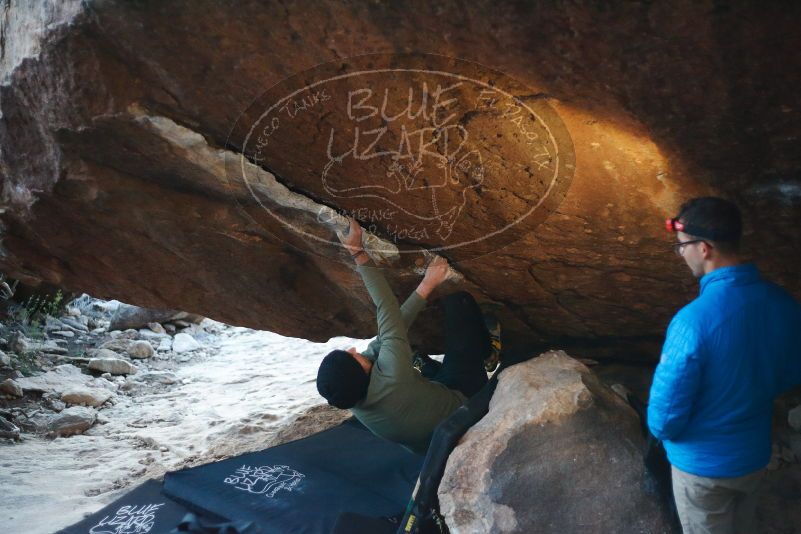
[[648, 196, 801, 534]]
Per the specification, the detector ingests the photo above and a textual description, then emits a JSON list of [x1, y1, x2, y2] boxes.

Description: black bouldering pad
[[55, 478, 210, 534], [162, 419, 424, 534]]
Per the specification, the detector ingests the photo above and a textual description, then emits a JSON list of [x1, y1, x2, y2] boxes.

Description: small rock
[[98, 338, 135, 353], [0, 417, 20, 440], [17, 337, 68, 354], [101, 372, 113, 380], [92, 348, 124, 360], [45, 317, 64, 331], [61, 387, 113, 407], [47, 406, 96, 437], [0, 350, 10, 367], [147, 322, 166, 334], [138, 329, 170, 341], [10, 333, 33, 353], [60, 317, 88, 332], [120, 377, 147, 393], [51, 330, 75, 338], [789, 405, 801, 432], [0, 379, 23, 397], [65, 306, 81, 317], [159, 445, 168, 452], [39, 343, 68, 355], [156, 338, 172, 352], [48, 399, 66, 412], [173, 319, 192, 328], [172, 333, 201, 353], [127, 340, 154, 359], [163, 323, 176, 334], [109, 329, 139, 340], [88, 358, 137, 375], [137, 371, 178, 385]]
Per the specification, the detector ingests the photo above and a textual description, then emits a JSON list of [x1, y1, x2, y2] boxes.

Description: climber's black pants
[[418, 291, 490, 398]]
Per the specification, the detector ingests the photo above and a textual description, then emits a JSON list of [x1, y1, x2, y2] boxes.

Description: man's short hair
[[677, 196, 743, 254], [316, 349, 370, 409]]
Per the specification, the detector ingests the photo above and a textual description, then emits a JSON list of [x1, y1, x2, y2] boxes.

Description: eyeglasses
[[672, 239, 710, 256]]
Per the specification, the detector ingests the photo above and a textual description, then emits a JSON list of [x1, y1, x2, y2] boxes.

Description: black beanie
[[316, 349, 370, 409]]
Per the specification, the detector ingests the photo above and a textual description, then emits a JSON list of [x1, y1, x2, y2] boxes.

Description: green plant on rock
[[9, 349, 39, 377], [14, 289, 65, 341]]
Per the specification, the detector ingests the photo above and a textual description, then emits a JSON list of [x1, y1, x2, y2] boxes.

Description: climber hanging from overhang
[[315, 216, 502, 455]]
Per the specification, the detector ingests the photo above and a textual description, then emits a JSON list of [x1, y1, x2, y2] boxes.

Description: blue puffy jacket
[[647, 264, 801, 477]]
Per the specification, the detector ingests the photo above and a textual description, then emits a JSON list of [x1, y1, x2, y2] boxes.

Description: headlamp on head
[[665, 217, 685, 233]]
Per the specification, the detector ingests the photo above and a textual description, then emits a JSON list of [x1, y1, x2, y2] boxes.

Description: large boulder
[[13, 364, 118, 396], [1, 2, 799, 360], [108, 303, 203, 331], [438, 351, 677, 533]]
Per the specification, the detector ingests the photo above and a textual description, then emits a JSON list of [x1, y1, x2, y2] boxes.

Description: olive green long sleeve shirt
[[351, 264, 466, 455]]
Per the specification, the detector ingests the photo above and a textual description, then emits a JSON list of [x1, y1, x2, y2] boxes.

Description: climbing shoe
[[413, 349, 442, 379], [412, 349, 427, 373], [483, 312, 502, 373]]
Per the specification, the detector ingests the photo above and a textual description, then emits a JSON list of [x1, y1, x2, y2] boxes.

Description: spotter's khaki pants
[[671, 465, 765, 534]]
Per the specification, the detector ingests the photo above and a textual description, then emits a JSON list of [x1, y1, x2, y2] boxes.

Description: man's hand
[[337, 217, 369, 264], [416, 256, 450, 299]]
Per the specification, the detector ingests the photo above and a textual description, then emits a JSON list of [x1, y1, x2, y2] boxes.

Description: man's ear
[[701, 241, 714, 260]]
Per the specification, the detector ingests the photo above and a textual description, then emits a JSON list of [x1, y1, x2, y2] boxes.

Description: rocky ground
[[0, 294, 799, 533], [0, 295, 356, 534]]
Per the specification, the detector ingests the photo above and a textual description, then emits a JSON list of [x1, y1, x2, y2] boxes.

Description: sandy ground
[[0, 324, 370, 534]]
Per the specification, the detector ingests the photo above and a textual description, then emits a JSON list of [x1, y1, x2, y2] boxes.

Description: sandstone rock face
[[1, 2, 799, 359], [438, 351, 677, 533]]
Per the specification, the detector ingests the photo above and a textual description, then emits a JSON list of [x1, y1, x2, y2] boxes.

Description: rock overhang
[[1, 1, 799, 360]]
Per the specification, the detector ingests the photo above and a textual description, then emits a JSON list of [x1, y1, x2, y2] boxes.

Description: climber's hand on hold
[[337, 217, 364, 256], [423, 256, 450, 287], [416, 256, 450, 299]]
